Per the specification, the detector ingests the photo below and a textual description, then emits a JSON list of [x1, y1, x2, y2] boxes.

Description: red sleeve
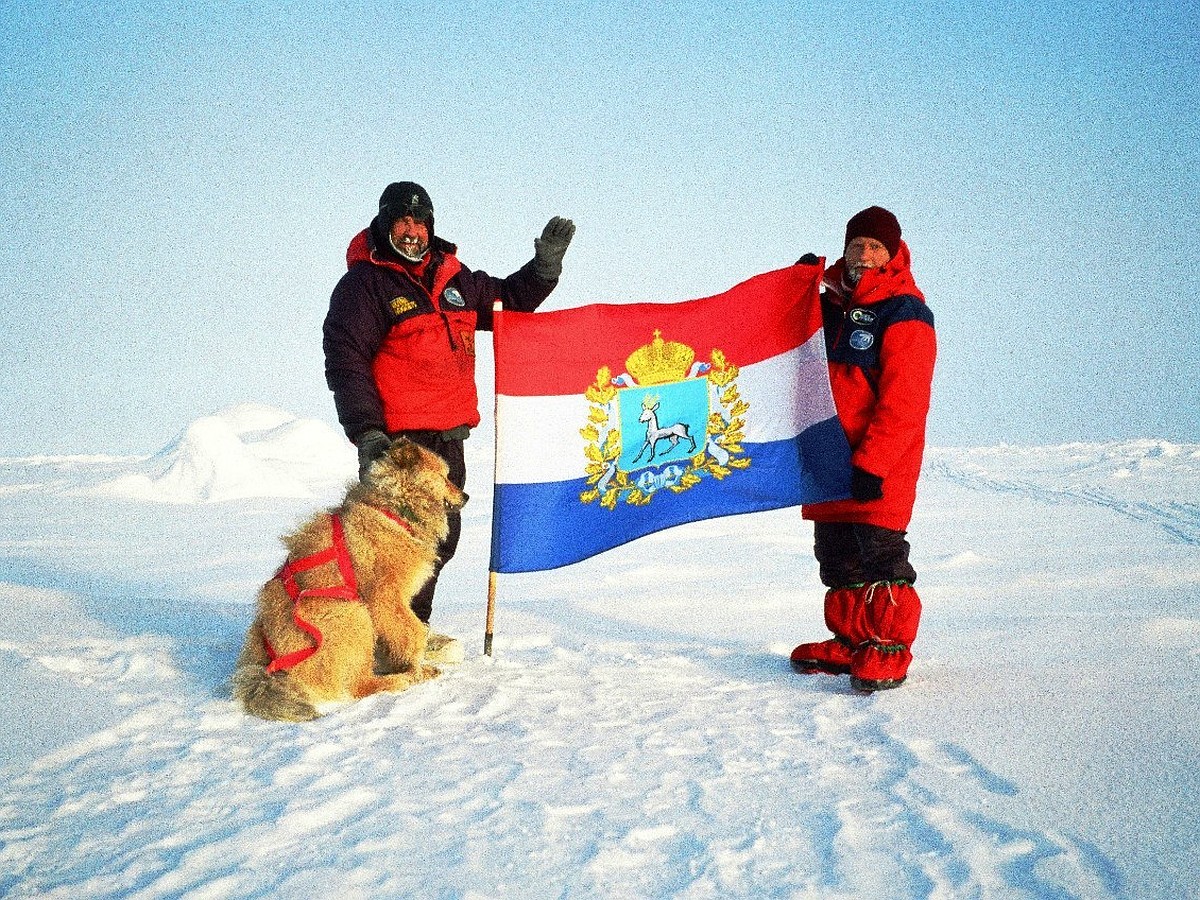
[[851, 319, 936, 477]]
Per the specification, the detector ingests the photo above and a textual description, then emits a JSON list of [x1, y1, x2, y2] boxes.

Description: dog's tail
[[231, 665, 319, 722]]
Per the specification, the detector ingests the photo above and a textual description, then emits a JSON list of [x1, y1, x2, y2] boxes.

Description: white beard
[[390, 234, 428, 262]]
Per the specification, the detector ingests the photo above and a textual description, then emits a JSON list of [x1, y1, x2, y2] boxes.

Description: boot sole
[[790, 658, 851, 675], [851, 675, 906, 692]]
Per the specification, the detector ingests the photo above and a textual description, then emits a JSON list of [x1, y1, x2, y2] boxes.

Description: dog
[[232, 437, 466, 721]]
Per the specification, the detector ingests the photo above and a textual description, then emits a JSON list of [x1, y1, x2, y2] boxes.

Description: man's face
[[845, 236, 891, 285], [389, 215, 430, 261]]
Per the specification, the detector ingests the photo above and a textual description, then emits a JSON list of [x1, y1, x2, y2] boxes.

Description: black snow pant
[[393, 429, 467, 624], [813, 521, 917, 589]]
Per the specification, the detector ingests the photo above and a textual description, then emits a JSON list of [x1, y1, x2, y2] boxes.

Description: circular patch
[[849, 329, 874, 350], [442, 287, 466, 308], [850, 308, 876, 325]]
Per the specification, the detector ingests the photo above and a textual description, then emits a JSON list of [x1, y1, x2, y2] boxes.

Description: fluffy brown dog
[[232, 437, 466, 721]]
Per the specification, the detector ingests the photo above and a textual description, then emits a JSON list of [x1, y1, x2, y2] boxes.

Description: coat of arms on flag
[[580, 331, 750, 509]]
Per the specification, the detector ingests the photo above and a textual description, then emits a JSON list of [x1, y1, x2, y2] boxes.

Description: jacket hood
[[823, 239, 924, 306]]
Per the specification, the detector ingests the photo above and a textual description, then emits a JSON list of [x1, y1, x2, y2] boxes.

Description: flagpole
[[484, 570, 497, 657], [485, 300, 503, 657]]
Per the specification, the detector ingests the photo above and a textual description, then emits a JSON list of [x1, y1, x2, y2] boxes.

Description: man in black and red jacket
[[323, 181, 574, 661]]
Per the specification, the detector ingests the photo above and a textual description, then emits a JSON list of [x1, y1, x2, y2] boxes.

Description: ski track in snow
[[0, 630, 1121, 899], [926, 444, 1200, 546]]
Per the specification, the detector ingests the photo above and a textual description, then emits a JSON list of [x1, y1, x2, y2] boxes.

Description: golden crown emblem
[[624, 330, 695, 386]]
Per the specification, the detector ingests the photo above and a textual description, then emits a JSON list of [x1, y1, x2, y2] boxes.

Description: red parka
[[323, 225, 555, 440], [802, 241, 936, 531]]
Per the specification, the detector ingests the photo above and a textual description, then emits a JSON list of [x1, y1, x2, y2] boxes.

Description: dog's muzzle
[[447, 483, 468, 510]]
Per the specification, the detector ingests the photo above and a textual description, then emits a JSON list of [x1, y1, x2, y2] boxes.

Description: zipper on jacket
[[426, 256, 459, 351], [386, 254, 460, 353], [440, 313, 458, 351]]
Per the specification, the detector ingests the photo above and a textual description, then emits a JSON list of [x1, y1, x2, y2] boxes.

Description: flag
[[489, 264, 851, 573]]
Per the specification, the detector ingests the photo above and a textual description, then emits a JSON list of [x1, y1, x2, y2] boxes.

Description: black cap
[[378, 181, 434, 234]]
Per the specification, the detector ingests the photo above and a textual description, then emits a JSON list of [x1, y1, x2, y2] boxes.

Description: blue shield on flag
[[617, 380, 708, 472]]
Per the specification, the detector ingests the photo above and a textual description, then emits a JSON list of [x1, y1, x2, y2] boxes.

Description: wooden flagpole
[[484, 570, 497, 657], [485, 300, 503, 656]]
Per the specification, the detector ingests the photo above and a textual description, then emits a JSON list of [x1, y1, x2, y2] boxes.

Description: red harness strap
[[263, 509, 414, 674]]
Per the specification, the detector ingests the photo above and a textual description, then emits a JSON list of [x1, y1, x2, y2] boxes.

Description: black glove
[[850, 466, 884, 502], [533, 216, 575, 281], [356, 429, 390, 481], [796, 253, 820, 266]]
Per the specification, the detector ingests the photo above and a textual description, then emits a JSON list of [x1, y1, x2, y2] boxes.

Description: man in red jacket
[[323, 181, 574, 662], [791, 206, 936, 691]]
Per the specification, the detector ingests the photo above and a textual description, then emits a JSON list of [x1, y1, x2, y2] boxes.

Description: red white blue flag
[[490, 264, 851, 573]]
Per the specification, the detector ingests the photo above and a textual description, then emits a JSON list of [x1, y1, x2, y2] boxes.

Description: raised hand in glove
[[850, 466, 884, 502], [356, 429, 391, 481], [533, 216, 576, 281]]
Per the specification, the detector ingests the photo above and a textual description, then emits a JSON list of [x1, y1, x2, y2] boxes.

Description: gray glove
[[533, 216, 575, 281], [356, 429, 390, 481]]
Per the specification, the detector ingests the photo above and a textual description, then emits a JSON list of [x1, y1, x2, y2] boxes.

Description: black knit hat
[[845, 206, 901, 259], [378, 181, 434, 235]]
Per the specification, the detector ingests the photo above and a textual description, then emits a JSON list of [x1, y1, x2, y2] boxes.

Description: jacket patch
[[849, 329, 874, 350], [442, 287, 466, 308], [390, 296, 417, 316]]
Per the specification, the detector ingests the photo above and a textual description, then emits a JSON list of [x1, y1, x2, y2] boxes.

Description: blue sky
[[2, 0, 1197, 454]]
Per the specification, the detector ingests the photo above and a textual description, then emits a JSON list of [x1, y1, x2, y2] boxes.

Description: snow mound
[[208, 402, 297, 434], [89, 404, 355, 503]]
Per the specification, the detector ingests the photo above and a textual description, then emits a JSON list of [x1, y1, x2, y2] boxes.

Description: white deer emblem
[[632, 394, 697, 464]]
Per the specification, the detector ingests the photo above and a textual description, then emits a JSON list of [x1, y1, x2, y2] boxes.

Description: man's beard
[[390, 234, 429, 262], [845, 265, 866, 286]]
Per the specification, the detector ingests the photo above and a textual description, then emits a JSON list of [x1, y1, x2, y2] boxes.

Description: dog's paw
[[418, 663, 441, 681]]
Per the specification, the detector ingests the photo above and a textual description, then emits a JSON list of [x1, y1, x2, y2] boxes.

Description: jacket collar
[[346, 227, 459, 274], [344, 229, 464, 309], [823, 240, 924, 307]]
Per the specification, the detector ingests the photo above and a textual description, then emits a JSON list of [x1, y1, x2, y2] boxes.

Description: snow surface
[[1, 404, 1197, 898]]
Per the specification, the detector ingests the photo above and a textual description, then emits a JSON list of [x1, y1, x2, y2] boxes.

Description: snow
[[86, 403, 357, 504], [1, 404, 1197, 898]]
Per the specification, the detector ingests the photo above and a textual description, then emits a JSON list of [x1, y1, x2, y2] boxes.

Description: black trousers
[[813, 521, 917, 589], [394, 430, 467, 624]]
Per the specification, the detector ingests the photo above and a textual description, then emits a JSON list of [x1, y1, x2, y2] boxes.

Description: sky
[[2, 0, 1197, 455]]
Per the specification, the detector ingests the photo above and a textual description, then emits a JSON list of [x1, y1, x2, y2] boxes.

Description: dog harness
[[263, 508, 414, 674]]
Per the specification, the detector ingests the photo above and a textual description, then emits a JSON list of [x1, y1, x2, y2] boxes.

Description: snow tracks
[[0, 624, 1121, 898]]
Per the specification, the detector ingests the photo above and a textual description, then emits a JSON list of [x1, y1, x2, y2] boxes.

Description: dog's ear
[[386, 436, 421, 469]]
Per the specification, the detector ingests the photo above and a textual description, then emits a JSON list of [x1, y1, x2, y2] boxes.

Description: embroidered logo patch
[[849, 329, 874, 350], [850, 308, 876, 325], [390, 296, 417, 316], [442, 287, 466, 308]]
